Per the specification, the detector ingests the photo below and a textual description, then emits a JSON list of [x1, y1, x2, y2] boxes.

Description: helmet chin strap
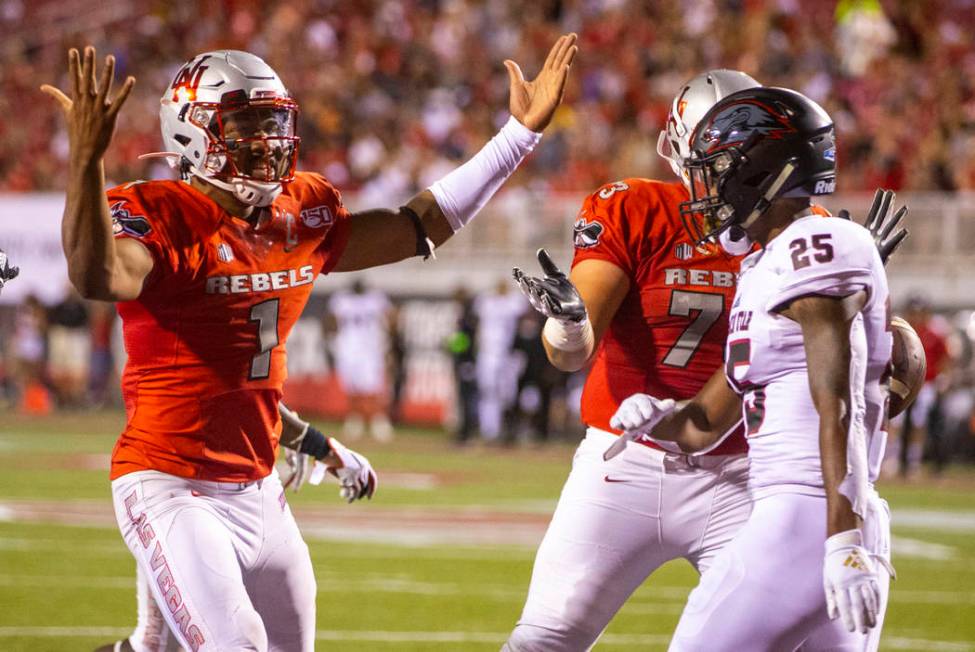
[[739, 160, 797, 231], [191, 168, 282, 208], [718, 226, 752, 255]]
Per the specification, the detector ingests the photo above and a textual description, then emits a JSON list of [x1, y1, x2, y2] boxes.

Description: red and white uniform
[[109, 172, 349, 651], [670, 214, 893, 651], [508, 179, 751, 651]]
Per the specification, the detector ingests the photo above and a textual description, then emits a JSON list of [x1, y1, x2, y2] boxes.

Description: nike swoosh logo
[[603, 475, 628, 483]]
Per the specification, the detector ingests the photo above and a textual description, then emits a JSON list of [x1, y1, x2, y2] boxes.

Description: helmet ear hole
[[174, 134, 191, 146]]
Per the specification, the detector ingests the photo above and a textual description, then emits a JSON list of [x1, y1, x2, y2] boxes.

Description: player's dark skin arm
[[643, 366, 743, 452], [41, 47, 151, 302], [781, 293, 865, 536], [333, 34, 577, 272], [542, 259, 630, 371]]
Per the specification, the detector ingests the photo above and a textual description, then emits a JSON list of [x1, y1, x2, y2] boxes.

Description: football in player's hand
[[889, 316, 926, 418]]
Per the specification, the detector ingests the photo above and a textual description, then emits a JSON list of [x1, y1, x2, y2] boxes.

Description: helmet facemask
[[189, 95, 299, 205], [679, 148, 741, 245]]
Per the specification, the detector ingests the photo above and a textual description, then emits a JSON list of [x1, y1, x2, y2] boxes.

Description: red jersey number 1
[[662, 290, 724, 368], [249, 299, 280, 380]]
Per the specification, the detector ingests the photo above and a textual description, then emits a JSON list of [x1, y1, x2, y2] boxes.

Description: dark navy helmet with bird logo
[[679, 87, 836, 245]]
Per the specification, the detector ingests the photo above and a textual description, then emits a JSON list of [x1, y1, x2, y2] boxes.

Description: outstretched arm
[[608, 366, 742, 458], [41, 46, 149, 301], [334, 33, 578, 272], [513, 250, 629, 372]]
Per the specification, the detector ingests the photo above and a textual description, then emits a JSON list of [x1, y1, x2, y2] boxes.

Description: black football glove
[[0, 248, 19, 293], [838, 188, 909, 265], [512, 249, 586, 323]]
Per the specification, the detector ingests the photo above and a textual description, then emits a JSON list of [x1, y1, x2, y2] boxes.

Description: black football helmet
[[679, 87, 836, 245]]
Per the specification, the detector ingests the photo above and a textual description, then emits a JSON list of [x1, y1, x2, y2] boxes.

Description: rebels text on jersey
[[724, 214, 892, 498], [571, 178, 747, 455], [109, 172, 351, 482]]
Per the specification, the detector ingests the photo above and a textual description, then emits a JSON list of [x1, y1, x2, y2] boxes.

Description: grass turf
[[0, 411, 973, 651]]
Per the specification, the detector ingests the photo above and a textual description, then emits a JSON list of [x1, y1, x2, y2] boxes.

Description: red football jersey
[[109, 172, 351, 482], [571, 178, 747, 455]]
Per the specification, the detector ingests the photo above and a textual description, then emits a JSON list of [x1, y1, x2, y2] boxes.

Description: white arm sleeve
[[428, 116, 542, 232]]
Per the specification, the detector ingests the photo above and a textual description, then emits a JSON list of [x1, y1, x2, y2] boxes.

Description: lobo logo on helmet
[[170, 56, 210, 103], [110, 202, 152, 238], [573, 218, 604, 249], [703, 101, 796, 151]]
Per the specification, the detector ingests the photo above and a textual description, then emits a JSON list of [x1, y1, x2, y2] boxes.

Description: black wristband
[[401, 205, 435, 260], [298, 425, 331, 460]]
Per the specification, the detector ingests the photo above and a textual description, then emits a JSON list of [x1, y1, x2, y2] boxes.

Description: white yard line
[[892, 535, 958, 560]]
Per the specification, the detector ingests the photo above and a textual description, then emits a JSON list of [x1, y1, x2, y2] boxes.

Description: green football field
[[0, 412, 973, 651]]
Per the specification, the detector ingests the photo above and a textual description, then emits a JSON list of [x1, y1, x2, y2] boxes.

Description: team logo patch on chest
[[216, 242, 234, 263], [573, 219, 604, 248], [110, 201, 152, 238], [674, 242, 694, 260]]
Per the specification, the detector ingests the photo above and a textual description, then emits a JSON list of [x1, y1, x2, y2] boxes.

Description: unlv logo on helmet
[[702, 100, 796, 152], [170, 56, 211, 102]]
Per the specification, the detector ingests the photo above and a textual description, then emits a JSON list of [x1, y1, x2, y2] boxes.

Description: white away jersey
[[328, 289, 392, 355], [724, 215, 892, 499], [473, 291, 527, 357]]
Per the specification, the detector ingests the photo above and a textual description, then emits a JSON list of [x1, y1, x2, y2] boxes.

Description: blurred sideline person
[[44, 35, 575, 651], [507, 311, 563, 444], [895, 296, 950, 476], [505, 70, 762, 651], [10, 294, 47, 411], [46, 286, 90, 407], [611, 88, 901, 650], [474, 279, 527, 442], [447, 286, 479, 445], [326, 279, 394, 441]]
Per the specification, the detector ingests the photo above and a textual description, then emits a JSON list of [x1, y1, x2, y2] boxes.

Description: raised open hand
[[505, 33, 578, 132], [40, 46, 135, 163]]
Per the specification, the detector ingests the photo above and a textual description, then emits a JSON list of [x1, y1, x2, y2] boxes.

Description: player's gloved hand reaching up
[[513, 249, 586, 322], [823, 529, 882, 634], [838, 188, 909, 265], [0, 249, 19, 292]]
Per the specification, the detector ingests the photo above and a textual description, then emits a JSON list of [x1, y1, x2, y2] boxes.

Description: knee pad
[[504, 625, 588, 652], [233, 607, 268, 652]]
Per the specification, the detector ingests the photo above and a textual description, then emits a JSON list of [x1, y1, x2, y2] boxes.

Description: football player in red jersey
[[503, 70, 760, 652], [43, 37, 576, 652], [505, 73, 906, 651]]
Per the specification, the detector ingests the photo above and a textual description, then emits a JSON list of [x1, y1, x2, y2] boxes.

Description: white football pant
[[669, 491, 892, 652], [112, 469, 316, 651], [504, 428, 752, 651]]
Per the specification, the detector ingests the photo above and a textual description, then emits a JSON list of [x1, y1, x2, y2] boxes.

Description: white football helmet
[[657, 69, 761, 184], [158, 50, 300, 207]]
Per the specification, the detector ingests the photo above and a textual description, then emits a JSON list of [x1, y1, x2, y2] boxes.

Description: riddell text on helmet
[[205, 265, 315, 294]]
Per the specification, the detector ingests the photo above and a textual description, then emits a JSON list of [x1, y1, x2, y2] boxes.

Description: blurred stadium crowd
[[3, 0, 975, 475], [1, 0, 974, 195]]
